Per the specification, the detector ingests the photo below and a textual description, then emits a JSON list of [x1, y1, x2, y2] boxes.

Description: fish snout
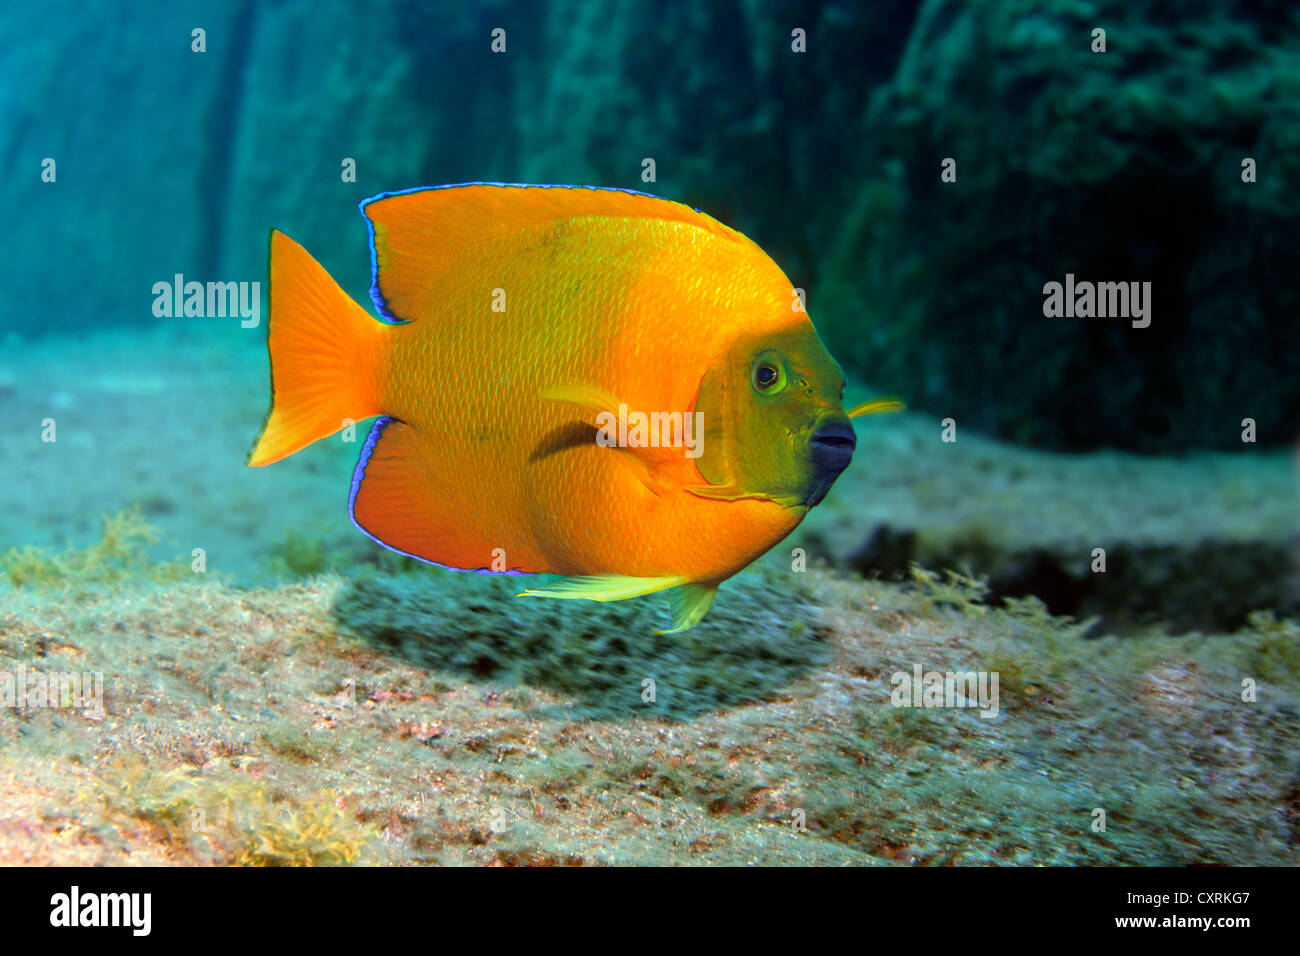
[[811, 419, 857, 472], [804, 418, 857, 506]]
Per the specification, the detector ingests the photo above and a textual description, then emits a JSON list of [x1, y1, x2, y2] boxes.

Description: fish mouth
[[803, 418, 857, 507]]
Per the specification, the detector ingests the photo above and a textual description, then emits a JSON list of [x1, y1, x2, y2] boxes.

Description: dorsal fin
[[359, 183, 745, 323]]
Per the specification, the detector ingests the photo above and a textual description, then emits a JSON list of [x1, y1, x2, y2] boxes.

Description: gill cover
[[687, 326, 847, 509]]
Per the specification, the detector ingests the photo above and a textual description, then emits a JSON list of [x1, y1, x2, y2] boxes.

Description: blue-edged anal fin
[[518, 575, 719, 633]]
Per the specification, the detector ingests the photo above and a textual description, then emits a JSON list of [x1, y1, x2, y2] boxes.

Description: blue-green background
[[1, 0, 1296, 628]]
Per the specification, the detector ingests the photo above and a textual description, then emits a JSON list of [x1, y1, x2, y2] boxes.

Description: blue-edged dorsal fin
[[359, 183, 743, 323]]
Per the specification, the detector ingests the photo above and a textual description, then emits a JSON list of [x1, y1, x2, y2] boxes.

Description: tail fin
[[248, 230, 389, 467]]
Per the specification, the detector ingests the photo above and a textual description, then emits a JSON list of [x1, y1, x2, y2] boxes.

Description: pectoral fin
[[541, 383, 669, 496], [541, 384, 623, 419], [847, 397, 905, 418], [657, 582, 718, 634]]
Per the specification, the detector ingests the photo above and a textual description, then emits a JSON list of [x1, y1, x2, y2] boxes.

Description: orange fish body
[[250, 184, 863, 631]]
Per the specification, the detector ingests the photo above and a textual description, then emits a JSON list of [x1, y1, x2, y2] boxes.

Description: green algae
[[0, 556, 1294, 866], [96, 755, 384, 866], [231, 793, 379, 867], [1, 507, 188, 591], [332, 565, 834, 722], [906, 562, 992, 615], [267, 530, 334, 579]]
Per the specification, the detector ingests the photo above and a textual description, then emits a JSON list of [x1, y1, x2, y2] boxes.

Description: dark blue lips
[[805, 419, 856, 506]]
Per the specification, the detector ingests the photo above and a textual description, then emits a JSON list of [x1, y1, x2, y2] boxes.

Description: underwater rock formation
[[824, 0, 1300, 451], [0, 1, 227, 334], [4, 0, 1294, 457], [796, 411, 1300, 633]]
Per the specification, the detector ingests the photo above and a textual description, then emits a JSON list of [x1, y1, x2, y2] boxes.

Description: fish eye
[[750, 353, 787, 395]]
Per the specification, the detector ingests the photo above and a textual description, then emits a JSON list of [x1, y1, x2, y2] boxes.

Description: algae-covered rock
[[3, 569, 1296, 865], [6, 0, 1295, 457], [333, 565, 833, 721], [216, 0, 524, 293], [796, 409, 1300, 633], [823, 0, 1300, 451]]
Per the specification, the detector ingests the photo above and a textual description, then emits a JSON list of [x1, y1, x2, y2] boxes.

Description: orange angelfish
[[248, 183, 900, 632]]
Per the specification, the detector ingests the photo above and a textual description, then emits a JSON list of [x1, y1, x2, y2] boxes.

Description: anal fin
[[350, 417, 529, 571]]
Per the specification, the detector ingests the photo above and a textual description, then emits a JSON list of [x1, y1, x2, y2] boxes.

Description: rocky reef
[[826, 0, 1300, 452], [2, 523, 1296, 865], [7, 0, 1293, 450]]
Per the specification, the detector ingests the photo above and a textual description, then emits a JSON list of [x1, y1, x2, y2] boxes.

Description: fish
[[247, 183, 900, 632]]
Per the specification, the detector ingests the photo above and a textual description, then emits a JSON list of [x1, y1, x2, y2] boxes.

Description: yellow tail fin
[[248, 230, 388, 467]]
